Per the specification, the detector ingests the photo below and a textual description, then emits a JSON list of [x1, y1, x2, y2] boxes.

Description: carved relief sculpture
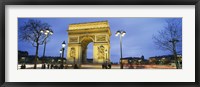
[[70, 47, 76, 58], [79, 35, 95, 42], [69, 37, 78, 43], [96, 35, 106, 42], [97, 45, 105, 59]]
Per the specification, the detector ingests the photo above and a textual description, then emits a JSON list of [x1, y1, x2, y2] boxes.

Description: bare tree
[[153, 19, 182, 69], [19, 19, 52, 69]]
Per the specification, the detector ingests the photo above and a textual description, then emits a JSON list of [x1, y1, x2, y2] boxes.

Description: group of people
[[20, 63, 26, 69], [102, 63, 112, 69], [42, 63, 79, 69], [42, 64, 67, 69], [20, 63, 67, 69], [21, 63, 113, 69]]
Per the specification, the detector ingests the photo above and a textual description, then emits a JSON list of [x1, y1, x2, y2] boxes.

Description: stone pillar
[[67, 44, 82, 65], [93, 43, 110, 64]]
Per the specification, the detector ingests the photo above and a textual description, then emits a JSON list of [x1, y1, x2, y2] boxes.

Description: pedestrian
[[102, 64, 104, 69], [121, 64, 124, 69], [108, 64, 111, 69], [51, 64, 53, 69], [24, 64, 26, 69], [44, 63, 46, 69], [47, 64, 50, 69], [74, 64, 78, 69]]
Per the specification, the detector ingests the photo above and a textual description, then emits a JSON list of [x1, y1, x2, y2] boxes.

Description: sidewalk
[[18, 64, 176, 69]]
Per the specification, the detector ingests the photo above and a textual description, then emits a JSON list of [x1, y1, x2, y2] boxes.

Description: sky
[[18, 18, 182, 63]]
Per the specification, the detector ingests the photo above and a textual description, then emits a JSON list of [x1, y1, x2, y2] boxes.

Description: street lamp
[[60, 49, 62, 58], [40, 28, 53, 69], [73, 57, 75, 66], [115, 30, 126, 69], [21, 57, 26, 69], [51, 59, 54, 64], [105, 49, 108, 66], [61, 41, 66, 69], [59, 49, 62, 68]]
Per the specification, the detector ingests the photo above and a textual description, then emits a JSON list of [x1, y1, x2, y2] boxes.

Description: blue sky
[[18, 18, 182, 63]]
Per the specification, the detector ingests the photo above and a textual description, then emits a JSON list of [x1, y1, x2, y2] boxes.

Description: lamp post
[[60, 49, 62, 58], [40, 28, 53, 69], [61, 41, 66, 69], [105, 49, 108, 68], [51, 59, 54, 69], [59, 49, 62, 68], [115, 30, 126, 69], [74, 57, 75, 66], [21, 57, 26, 69]]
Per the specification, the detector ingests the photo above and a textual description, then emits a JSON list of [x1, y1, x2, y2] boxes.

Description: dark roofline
[[150, 54, 182, 58], [121, 57, 143, 60], [149, 54, 179, 58]]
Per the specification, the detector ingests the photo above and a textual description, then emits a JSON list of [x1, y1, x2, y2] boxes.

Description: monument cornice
[[67, 28, 111, 35], [68, 21, 109, 30]]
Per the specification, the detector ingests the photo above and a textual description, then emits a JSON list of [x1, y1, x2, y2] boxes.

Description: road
[[18, 64, 176, 69]]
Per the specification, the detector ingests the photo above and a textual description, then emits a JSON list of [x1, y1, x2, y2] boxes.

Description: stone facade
[[67, 21, 111, 64]]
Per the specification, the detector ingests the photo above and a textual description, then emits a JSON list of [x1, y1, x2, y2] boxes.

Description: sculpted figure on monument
[[98, 45, 105, 59], [70, 47, 76, 58]]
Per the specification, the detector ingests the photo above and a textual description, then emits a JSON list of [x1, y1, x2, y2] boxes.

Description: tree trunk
[[34, 43, 39, 69], [172, 42, 179, 69], [173, 51, 179, 69]]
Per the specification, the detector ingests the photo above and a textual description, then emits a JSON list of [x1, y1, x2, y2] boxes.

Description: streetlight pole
[[42, 36, 47, 59], [40, 28, 53, 69], [60, 49, 62, 58], [59, 49, 62, 68], [74, 57, 75, 66], [120, 32, 123, 68], [42, 37, 47, 68], [51, 59, 54, 69], [105, 49, 108, 68], [61, 41, 66, 69], [115, 30, 126, 69]]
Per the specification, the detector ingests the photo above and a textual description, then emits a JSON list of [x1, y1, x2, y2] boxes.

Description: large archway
[[86, 42, 94, 62], [66, 21, 111, 65], [80, 36, 94, 64]]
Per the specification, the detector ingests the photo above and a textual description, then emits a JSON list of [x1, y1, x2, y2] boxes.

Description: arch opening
[[80, 37, 94, 64], [87, 42, 93, 59]]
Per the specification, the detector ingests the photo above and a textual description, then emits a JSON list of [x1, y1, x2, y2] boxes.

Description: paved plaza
[[18, 64, 176, 69]]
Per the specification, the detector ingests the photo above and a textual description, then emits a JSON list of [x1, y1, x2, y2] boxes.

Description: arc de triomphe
[[66, 21, 111, 64]]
